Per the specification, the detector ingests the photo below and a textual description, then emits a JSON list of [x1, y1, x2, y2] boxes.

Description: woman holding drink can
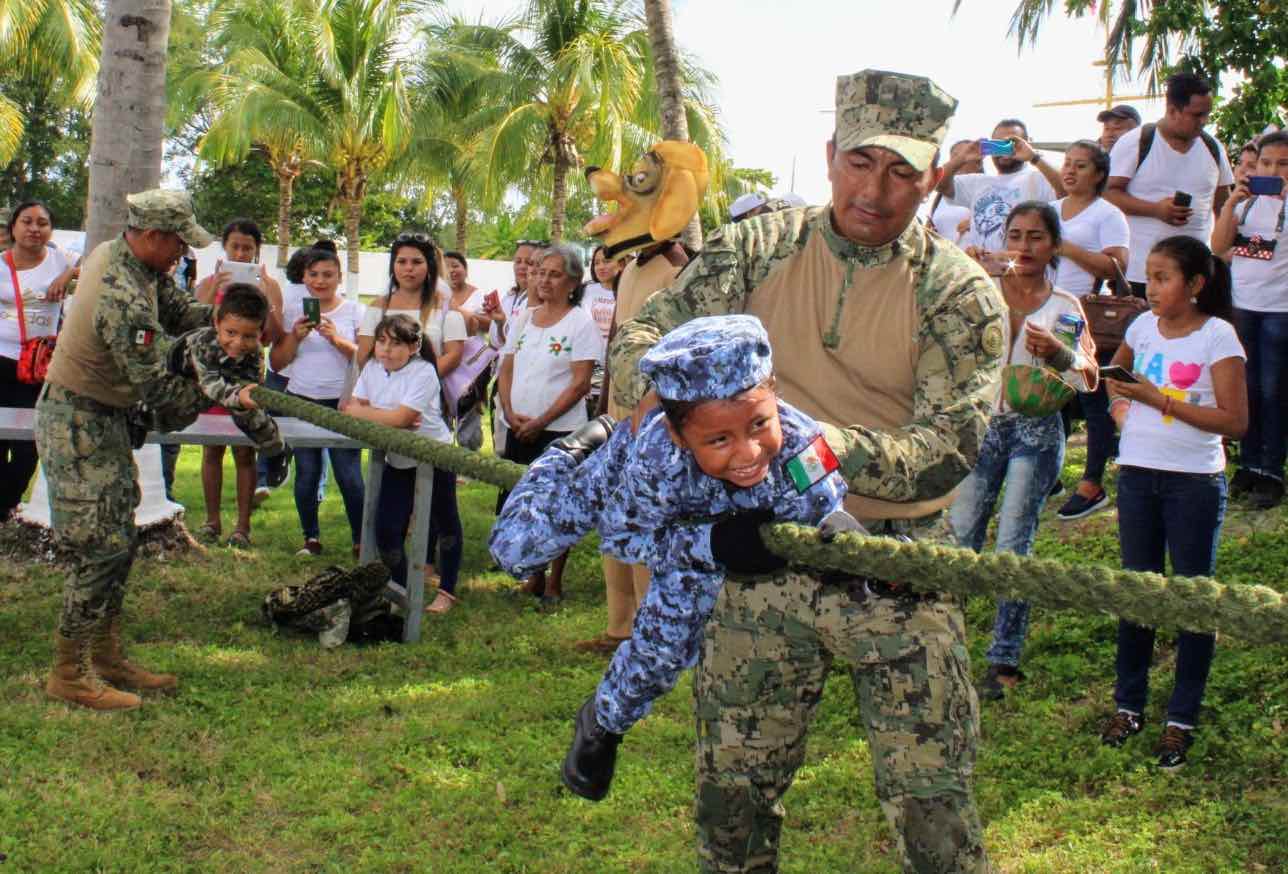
[[949, 201, 1099, 701]]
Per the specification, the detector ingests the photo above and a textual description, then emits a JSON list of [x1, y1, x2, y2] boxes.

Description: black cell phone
[[302, 297, 321, 324], [1173, 191, 1193, 208], [1248, 175, 1286, 196], [1100, 365, 1138, 383]]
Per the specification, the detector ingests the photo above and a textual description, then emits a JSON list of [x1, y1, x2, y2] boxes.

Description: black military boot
[[562, 696, 622, 802]]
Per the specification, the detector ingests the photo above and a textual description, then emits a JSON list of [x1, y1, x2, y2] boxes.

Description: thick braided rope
[[254, 387, 1288, 645]]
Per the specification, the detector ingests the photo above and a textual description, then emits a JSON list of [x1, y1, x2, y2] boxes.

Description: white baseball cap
[[730, 192, 768, 220]]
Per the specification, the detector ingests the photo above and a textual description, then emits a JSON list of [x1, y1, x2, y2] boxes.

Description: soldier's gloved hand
[[710, 508, 788, 576], [818, 509, 867, 542], [551, 415, 617, 464], [166, 333, 193, 378], [125, 406, 152, 450]]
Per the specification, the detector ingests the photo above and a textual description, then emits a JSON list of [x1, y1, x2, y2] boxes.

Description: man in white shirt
[[926, 140, 982, 242], [936, 117, 1065, 260], [1106, 72, 1234, 296]]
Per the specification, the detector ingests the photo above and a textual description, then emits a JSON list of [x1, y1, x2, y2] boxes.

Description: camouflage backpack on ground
[[262, 563, 392, 647], [1002, 363, 1075, 418]]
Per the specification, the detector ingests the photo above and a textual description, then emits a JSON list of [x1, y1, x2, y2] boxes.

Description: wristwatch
[[1030, 153, 1043, 165]]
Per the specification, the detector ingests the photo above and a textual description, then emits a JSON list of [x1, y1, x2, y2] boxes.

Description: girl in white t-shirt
[[344, 314, 463, 613], [1213, 130, 1288, 509], [270, 248, 367, 557], [0, 201, 75, 519], [950, 202, 1098, 701], [1100, 236, 1247, 769]]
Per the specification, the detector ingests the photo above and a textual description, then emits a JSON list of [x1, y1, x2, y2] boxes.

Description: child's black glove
[[552, 415, 617, 464], [711, 508, 787, 575]]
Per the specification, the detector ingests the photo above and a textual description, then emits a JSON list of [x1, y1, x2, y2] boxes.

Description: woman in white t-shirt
[[581, 245, 620, 415], [1049, 141, 1132, 522], [344, 314, 464, 613], [949, 202, 1098, 701], [357, 234, 465, 375], [497, 243, 604, 607], [1213, 130, 1288, 509], [270, 248, 367, 557], [1100, 236, 1247, 769], [1, 201, 75, 519]]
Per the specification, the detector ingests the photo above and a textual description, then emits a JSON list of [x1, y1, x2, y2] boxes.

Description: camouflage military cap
[[125, 189, 214, 247], [639, 314, 773, 402], [835, 69, 957, 172]]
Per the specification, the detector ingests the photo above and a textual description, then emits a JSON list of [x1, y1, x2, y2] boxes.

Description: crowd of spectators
[[0, 67, 1283, 764]]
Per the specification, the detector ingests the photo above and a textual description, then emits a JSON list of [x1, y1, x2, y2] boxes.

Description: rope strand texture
[[253, 387, 1288, 645]]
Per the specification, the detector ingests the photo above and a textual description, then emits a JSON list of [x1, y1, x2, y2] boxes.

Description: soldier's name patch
[[134, 329, 155, 346], [785, 435, 839, 493]]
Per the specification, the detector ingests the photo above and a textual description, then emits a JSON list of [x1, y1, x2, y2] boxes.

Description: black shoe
[[1229, 467, 1258, 499], [1247, 475, 1284, 511], [979, 664, 1023, 701], [1048, 479, 1065, 498], [1056, 488, 1110, 521], [1155, 725, 1194, 770], [261, 448, 291, 489], [562, 696, 622, 802], [1100, 710, 1143, 747]]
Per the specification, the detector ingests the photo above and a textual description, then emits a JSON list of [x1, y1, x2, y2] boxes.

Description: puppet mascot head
[[583, 142, 709, 260]]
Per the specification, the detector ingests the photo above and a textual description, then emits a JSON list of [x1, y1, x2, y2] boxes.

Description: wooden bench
[[0, 408, 433, 643]]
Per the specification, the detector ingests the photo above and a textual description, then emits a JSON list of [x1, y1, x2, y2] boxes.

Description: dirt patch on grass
[[0, 517, 208, 567]]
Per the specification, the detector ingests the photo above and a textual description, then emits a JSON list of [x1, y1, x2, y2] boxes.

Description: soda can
[[1055, 313, 1084, 349]]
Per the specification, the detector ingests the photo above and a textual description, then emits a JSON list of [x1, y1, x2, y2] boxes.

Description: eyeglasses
[[395, 232, 434, 245]]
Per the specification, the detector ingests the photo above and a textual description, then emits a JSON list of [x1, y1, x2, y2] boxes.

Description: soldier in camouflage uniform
[[609, 70, 1007, 873], [35, 189, 216, 711], [160, 282, 288, 467], [488, 317, 852, 800]]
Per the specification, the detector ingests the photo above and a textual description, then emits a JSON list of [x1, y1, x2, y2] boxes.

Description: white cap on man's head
[[730, 192, 768, 220]]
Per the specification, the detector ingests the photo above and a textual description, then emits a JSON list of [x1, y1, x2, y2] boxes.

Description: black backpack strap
[[1199, 131, 1222, 166], [1138, 122, 1222, 169]]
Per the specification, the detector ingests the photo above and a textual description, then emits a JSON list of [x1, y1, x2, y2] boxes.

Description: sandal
[[426, 590, 457, 614], [196, 523, 221, 544], [226, 530, 252, 549]]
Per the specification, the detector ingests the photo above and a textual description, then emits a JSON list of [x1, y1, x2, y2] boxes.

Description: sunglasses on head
[[395, 232, 434, 245], [515, 239, 549, 250]]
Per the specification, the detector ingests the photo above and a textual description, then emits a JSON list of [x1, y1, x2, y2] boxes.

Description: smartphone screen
[[1248, 175, 1286, 197], [1173, 191, 1193, 208], [978, 138, 1015, 157], [484, 290, 500, 311], [223, 260, 260, 286], [302, 297, 321, 324], [1100, 365, 1138, 383]]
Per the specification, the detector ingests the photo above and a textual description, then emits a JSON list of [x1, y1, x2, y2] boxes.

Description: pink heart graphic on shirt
[[1169, 362, 1202, 390]]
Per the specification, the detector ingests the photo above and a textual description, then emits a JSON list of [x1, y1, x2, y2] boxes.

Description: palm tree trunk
[[344, 195, 362, 284], [84, 0, 173, 251], [276, 170, 294, 268], [550, 156, 569, 245], [453, 187, 468, 252], [643, 0, 702, 251]]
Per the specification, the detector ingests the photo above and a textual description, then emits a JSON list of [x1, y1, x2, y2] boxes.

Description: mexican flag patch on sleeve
[[785, 434, 840, 493]]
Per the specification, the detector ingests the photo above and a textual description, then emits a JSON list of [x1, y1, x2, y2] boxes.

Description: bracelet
[[1162, 395, 1175, 417]]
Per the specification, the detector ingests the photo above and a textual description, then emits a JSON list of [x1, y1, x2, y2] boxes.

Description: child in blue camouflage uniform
[[148, 283, 289, 485], [488, 315, 857, 801]]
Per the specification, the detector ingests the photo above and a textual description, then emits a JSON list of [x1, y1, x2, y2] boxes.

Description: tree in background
[[642, 0, 701, 250], [965, 0, 1287, 146], [0, 76, 92, 226], [0, 0, 100, 166], [84, 0, 172, 250], [192, 0, 425, 280]]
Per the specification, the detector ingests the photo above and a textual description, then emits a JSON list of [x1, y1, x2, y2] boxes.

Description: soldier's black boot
[[562, 696, 622, 802]]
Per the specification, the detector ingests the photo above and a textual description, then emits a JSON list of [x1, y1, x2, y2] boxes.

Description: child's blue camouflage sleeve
[[593, 402, 846, 734], [487, 420, 635, 578]]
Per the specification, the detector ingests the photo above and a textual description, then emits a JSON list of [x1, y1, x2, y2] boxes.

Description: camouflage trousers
[[35, 385, 142, 637], [694, 572, 988, 874]]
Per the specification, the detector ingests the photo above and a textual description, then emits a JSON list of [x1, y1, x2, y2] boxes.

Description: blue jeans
[[1233, 308, 1288, 482], [950, 412, 1065, 668], [289, 395, 365, 544], [1078, 377, 1118, 485], [1114, 466, 1226, 726], [375, 465, 463, 594]]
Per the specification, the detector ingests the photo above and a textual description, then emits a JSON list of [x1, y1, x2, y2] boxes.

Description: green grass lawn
[[2, 440, 1287, 873]]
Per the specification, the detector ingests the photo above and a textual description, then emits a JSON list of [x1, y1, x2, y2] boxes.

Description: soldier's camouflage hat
[[835, 69, 957, 172], [640, 314, 773, 402], [126, 189, 214, 247]]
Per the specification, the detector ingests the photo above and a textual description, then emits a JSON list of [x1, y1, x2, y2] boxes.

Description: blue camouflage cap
[[640, 314, 773, 402]]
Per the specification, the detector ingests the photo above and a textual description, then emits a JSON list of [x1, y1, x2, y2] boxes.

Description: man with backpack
[[1106, 72, 1234, 297]]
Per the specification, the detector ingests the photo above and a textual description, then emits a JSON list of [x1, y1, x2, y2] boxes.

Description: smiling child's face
[[668, 385, 783, 489]]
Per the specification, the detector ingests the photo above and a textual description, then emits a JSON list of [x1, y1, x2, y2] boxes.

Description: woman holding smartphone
[[1100, 235, 1246, 769], [270, 247, 367, 558], [1213, 131, 1288, 510], [949, 202, 1097, 701]]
